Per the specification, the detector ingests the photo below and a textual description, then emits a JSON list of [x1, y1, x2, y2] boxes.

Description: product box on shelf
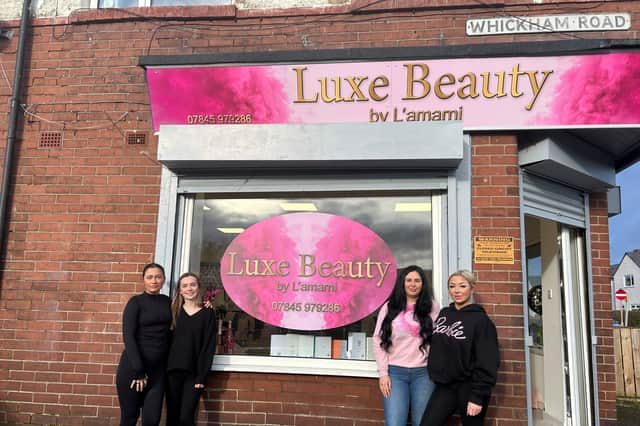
[[297, 334, 315, 358], [314, 336, 332, 358], [347, 332, 366, 360], [331, 339, 348, 359]]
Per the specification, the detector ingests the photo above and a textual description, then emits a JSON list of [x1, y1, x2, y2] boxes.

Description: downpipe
[[0, 0, 31, 257]]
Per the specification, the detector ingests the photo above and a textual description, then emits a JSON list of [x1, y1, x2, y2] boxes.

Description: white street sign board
[[467, 13, 631, 36]]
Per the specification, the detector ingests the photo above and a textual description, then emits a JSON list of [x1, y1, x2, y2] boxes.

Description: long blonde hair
[[171, 272, 203, 330]]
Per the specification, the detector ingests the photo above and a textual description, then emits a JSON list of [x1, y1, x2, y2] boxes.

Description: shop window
[[175, 190, 438, 373], [625, 274, 635, 287]]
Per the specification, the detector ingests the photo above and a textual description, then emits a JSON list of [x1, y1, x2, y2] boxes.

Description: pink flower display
[[203, 288, 220, 304]]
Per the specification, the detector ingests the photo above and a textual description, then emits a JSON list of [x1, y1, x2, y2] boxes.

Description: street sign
[[616, 288, 628, 301], [466, 13, 631, 36]]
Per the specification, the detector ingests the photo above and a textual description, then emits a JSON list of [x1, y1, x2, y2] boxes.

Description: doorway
[[524, 216, 594, 426]]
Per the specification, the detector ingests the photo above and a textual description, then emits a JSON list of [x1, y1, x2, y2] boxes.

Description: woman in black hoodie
[[420, 270, 499, 426]]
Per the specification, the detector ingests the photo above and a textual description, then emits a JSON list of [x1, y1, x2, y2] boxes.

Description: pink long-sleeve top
[[373, 300, 440, 377]]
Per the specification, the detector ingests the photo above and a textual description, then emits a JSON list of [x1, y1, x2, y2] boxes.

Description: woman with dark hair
[[373, 265, 440, 426], [165, 272, 217, 426], [116, 262, 172, 426], [420, 270, 499, 426]]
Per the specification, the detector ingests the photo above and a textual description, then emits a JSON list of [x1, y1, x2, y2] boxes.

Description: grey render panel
[[519, 132, 615, 191], [157, 122, 463, 171]]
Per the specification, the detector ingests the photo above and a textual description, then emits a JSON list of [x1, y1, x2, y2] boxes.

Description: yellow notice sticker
[[473, 236, 515, 264]]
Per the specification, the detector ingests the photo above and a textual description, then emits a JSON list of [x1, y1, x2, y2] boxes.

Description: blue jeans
[[383, 365, 435, 426]]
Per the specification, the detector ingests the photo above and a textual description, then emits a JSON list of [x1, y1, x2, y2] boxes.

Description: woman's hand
[[194, 383, 205, 389], [130, 376, 147, 392], [466, 401, 482, 416], [378, 376, 391, 398]]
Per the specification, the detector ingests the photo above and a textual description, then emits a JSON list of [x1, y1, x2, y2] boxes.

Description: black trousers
[[116, 355, 166, 426], [165, 370, 204, 426], [420, 382, 490, 426]]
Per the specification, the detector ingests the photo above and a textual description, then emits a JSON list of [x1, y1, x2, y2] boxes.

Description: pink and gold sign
[[220, 213, 397, 330], [146, 52, 640, 132]]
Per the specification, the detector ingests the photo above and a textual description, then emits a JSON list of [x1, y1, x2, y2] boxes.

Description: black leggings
[[165, 370, 204, 426], [116, 355, 166, 426], [420, 382, 490, 426]]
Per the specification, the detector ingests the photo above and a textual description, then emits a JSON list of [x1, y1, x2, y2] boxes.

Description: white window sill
[[211, 355, 378, 378]]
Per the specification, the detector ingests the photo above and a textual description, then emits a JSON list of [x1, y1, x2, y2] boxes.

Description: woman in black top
[[116, 263, 172, 426], [166, 272, 217, 426], [420, 270, 499, 426]]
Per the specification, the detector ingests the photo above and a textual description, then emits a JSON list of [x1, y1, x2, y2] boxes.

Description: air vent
[[126, 132, 147, 145], [39, 132, 62, 148]]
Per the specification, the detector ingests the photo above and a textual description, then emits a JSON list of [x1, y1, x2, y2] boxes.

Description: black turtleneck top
[[121, 292, 172, 378]]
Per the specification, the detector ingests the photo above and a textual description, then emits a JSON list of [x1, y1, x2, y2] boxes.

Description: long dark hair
[[379, 265, 434, 354], [170, 272, 202, 330]]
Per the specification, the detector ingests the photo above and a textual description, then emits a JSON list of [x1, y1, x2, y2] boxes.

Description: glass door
[[559, 226, 593, 426], [524, 217, 593, 426]]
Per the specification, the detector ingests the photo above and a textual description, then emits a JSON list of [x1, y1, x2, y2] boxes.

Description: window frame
[[93, 0, 233, 7], [624, 274, 635, 287], [91, 0, 149, 8]]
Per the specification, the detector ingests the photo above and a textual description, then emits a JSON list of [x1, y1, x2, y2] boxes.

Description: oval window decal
[[220, 212, 397, 331]]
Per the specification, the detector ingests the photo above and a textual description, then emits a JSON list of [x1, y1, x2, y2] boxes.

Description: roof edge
[[139, 39, 640, 67]]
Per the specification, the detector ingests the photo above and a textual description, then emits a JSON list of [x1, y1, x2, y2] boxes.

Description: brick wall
[[590, 192, 617, 425], [0, 10, 163, 424], [201, 373, 382, 425], [470, 134, 526, 425], [0, 1, 633, 424]]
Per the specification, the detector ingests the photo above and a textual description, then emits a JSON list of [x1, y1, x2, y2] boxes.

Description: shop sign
[[473, 236, 515, 265], [466, 13, 631, 36], [219, 212, 397, 331], [146, 52, 640, 131]]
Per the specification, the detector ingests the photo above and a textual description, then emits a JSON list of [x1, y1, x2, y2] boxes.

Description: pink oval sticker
[[220, 212, 397, 330]]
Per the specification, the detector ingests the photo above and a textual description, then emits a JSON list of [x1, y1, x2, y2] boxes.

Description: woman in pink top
[[373, 265, 440, 426]]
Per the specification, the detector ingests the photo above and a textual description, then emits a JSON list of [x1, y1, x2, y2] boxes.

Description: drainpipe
[[0, 0, 31, 253]]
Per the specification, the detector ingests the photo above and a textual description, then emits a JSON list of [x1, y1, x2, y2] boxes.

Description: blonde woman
[[420, 270, 499, 426]]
